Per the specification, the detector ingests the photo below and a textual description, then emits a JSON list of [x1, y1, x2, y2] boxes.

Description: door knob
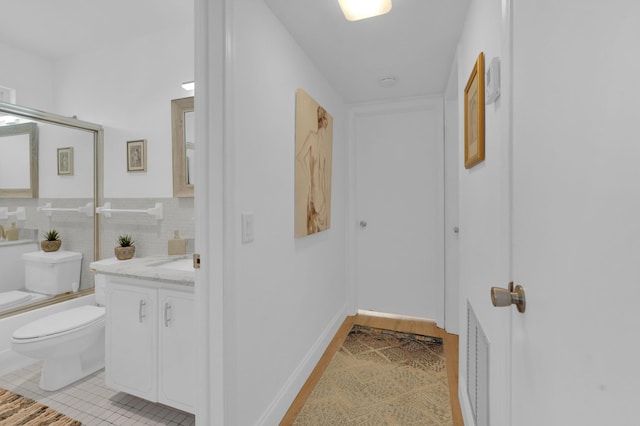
[[359, 220, 367, 229], [491, 282, 526, 313]]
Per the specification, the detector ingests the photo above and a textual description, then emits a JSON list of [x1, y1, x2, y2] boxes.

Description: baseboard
[[255, 304, 349, 426], [458, 373, 475, 426]]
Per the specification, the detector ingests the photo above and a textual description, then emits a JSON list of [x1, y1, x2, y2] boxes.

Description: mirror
[[0, 122, 38, 198], [172, 97, 194, 197], [0, 102, 102, 319]]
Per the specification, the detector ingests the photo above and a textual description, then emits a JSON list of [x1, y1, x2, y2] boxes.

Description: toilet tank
[[23, 251, 83, 295], [0, 241, 39, 291]]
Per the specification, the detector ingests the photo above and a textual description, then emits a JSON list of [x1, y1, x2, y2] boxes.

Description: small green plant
[[117, 234, 135, 247], [43, 229, 60, 241]]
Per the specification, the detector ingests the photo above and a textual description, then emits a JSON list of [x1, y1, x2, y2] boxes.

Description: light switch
[[241, 212, 254, 243]]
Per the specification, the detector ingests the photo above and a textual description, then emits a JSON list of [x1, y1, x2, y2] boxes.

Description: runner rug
[[293, 325, 453, 425], [0, 387, 81, 426]]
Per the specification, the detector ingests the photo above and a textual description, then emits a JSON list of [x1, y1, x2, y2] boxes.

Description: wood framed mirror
[[0, 122, 38, 198], [171, 96, 194, 197]]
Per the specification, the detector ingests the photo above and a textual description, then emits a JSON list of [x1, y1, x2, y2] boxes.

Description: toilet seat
[[12, 305, 105, 342], [0, 291, 33, 310]]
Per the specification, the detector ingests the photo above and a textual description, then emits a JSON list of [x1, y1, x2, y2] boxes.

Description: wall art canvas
[[295, 89, 333, 237], [127, 139, 147, 172]]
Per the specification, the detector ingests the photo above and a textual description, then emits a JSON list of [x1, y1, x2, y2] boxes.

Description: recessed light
[[338, 0, 392, 21]]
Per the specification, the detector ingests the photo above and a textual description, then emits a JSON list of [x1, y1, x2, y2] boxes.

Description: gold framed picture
[[464, 52, 485, 169], [127, 139, 147, 172], [57, 147, 74, 175]]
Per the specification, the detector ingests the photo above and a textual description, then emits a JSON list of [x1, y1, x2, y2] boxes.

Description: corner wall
[[224, 1, 348, 424]]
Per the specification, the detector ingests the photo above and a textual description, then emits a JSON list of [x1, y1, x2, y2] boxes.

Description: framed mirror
[[0, 122, 38, 198], [171, 96, 194, 197]]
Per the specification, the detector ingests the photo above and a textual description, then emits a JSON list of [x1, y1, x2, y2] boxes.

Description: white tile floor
[[0, 362, 196, 425]]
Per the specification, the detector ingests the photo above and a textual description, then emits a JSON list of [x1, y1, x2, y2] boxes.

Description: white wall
[[456, 0, 508, 423], [53, 26, 194, 198], [0, 41, 55, 111], [38, 123, 94, 199], [223, 1, 348, 424]]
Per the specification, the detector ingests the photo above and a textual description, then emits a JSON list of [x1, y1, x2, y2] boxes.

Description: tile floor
[[0, 362, 196, 425]]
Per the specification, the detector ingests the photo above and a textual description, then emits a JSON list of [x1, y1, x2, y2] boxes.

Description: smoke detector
[[378, 76, 397, 87]]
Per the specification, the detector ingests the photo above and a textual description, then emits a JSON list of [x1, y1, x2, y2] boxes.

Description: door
[[158, 289, 197, 414], [105, 281, 158, 401], [353, 98, 444, 322], [509, 2, 640, 425]]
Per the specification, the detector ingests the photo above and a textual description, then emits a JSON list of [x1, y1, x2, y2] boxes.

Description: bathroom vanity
[[91, 256, 195, 414]]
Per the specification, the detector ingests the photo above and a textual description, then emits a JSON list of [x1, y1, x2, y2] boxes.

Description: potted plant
[[41, 229, 62, 252], [115, 234, 136, 260]]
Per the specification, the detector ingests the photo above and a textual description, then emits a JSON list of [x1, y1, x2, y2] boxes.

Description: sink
[[153, 257, 194, 272]]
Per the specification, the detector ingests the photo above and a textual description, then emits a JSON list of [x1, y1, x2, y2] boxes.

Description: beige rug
[[0, 387, 81, 426], [293, 325, 453, 425]]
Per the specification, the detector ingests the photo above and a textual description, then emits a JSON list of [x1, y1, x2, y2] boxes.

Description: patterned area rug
[[293, 325, 453, 425], [0, 387, 81, 426]]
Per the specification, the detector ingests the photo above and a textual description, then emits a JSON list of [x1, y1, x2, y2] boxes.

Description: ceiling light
[[338, 0, 392, 21], [182, 81, 195, 91]]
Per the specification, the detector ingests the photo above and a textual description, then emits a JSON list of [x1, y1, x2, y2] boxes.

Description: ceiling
[[0, 0, 469, 104], [0, 0, 192, 60], [265, 0, 470, 103]]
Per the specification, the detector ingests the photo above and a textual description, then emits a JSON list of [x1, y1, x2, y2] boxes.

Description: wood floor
[[281, 311, 463, 425]]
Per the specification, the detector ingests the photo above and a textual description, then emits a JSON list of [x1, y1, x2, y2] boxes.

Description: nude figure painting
[[295, 89, 333, 237]]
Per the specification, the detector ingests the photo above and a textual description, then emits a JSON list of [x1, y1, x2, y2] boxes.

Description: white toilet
[[11, 251, 106, 391]]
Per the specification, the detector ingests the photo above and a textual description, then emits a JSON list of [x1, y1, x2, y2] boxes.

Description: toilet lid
[[0, 291, 32, 310], [12, 305, 105, 340]]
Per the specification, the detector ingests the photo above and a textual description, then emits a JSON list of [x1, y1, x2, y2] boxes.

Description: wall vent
[[467, 301, 490, 426]]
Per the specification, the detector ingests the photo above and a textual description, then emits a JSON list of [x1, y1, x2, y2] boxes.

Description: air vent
[[467, 301, 489, 426]]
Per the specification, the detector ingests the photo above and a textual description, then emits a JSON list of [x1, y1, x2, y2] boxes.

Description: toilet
[[11, 251, 106, 391]]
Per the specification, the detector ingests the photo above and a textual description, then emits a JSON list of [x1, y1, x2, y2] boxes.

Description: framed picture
[[127, 139, 147, 172], [294, 89, 333, 237], [57, 147, 74, 175], [464, 52, 485, 169]]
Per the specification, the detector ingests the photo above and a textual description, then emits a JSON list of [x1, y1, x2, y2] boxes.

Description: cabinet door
[[105, 282, 158, 401], [158, 289, 196, 413]]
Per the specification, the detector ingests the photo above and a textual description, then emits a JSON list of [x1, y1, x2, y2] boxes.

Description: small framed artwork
[[464, 52, 485, 169], [127, 139, 147, 172], [57, 147, 74, 175]]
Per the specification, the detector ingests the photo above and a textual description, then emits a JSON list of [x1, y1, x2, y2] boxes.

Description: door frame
[[194, 0, 227, 424], [346, 97, 447, 327], [458, 0, 515, 423]]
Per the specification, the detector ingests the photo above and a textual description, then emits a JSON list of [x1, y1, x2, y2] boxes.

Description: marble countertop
[[90, 255, 195, 286]]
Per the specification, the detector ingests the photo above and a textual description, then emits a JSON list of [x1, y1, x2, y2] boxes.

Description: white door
[[508, 2, 640, 424], [353, 98, 444, 322], [105, 281, 158, 401], [159, 289, 197, 414]]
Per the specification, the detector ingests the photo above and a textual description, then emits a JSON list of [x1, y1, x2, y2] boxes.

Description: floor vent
[[467, 301, 489, 426]]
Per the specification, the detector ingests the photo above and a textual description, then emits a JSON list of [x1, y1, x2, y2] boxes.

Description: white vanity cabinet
[[104, 277, 195, 414]]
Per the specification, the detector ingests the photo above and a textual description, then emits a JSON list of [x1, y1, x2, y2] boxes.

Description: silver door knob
[[359, 220, 367, 228], [491, 282, 526, 313]]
